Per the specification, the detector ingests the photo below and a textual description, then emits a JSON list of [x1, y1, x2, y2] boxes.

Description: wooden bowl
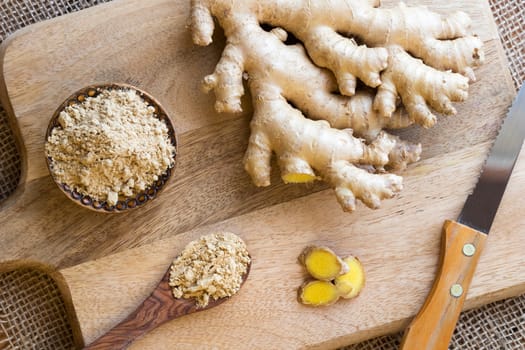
[[45, 83, 177, 213]]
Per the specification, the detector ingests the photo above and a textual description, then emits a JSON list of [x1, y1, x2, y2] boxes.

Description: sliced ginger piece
[[298, 280, 340, 307], [335, 256, 366, 299], [299, 246, 349, 281]]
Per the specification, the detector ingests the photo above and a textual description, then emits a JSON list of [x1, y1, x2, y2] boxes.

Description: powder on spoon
[[168, 232, 251, 308]]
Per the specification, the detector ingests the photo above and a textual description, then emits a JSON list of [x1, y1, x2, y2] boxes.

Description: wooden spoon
[[84, 261, 251, 349]]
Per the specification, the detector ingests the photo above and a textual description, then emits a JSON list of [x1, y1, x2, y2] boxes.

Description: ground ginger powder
[[45, 88, 175, 205], [169, 232, 251, 308]]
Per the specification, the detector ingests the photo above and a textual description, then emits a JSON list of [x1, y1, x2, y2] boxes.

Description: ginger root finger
[[419, 37, 484, 81], [325, 161, 403, 212], [356, 3, 483, 75], [190, 0, 215, 46], [375, 46, 470, 128], [302, 26, 389, 95], [202, 43, 245, 113]]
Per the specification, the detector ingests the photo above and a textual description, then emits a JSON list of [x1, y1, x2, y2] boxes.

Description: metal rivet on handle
[[450, 284, 464, 298], [462, 243, 476, 257]]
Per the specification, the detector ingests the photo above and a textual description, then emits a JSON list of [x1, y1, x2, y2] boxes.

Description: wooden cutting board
[[0, 0, 523, 348]]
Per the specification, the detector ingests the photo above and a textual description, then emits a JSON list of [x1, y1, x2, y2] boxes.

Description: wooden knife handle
[[400, 220, 487, 350]]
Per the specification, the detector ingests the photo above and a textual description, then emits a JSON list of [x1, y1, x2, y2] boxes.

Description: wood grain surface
[[0, 0, 523, 348]]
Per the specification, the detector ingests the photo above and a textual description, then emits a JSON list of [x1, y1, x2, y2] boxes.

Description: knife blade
[[400, 84, 525, 350]]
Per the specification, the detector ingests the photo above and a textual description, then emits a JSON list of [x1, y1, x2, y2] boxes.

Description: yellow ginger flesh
[[335, 256, 366, 299], [300, 246, 348, 281], [298, 246, 366, 306], [282, 173, 318, 184], [190, 0, 484, 212], [298, 280, 340, 307]]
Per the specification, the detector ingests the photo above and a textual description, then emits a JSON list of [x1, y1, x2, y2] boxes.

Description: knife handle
[[400, 220, 487, 350]]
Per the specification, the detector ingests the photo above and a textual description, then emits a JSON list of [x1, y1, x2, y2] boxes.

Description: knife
[[400, 84, 525, 350]]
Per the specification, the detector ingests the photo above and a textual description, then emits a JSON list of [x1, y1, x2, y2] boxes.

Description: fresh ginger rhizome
[[190, 0, 484, 212]]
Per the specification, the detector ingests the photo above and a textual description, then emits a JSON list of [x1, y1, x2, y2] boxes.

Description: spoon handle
[[83, 275, 191, 350], [83, 261, 249, 349]]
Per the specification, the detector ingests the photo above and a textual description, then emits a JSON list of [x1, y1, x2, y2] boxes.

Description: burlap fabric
[[0, 267, 76, 349], [0, 1, 523, 349]]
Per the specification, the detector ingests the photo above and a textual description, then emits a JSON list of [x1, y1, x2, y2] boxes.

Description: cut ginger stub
[[282, 172, 318, 184]]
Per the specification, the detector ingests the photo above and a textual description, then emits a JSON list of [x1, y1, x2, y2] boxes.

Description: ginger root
[[298, 246, 365, 306], [190, 0, 483, 211]]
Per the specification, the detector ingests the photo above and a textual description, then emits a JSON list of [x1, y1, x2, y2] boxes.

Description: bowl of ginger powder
[[45, 83, 177, 212]]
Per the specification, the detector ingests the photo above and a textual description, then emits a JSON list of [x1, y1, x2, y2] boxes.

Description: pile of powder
[[169, 232, 251, 308], [45, 88, 176, 206]]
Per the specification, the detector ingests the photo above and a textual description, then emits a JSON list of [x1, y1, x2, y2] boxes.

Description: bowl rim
[[44, 82, 178, 214]]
